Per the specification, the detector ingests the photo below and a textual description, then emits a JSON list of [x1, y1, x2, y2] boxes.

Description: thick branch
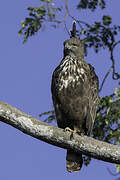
[[0, 101, 120, 165]]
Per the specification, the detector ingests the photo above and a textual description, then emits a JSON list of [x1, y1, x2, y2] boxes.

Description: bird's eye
[[72, 44, 77, 48]]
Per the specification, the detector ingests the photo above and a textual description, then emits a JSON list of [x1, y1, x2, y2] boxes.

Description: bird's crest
[[70, 21, 79, 38]]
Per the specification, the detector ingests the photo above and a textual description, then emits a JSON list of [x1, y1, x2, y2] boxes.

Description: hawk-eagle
[[51, 27, 99, 172]]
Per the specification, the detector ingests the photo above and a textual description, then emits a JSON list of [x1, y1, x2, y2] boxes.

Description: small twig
[[113, 40, 120, 49], [99, 66, 113, 92], [107, 167, 120, 176], [45, 0, 90, 35], [100, 40, 120, 91], [111, 50, 116, 80], [53, 11, 68, 24], [39, 110, 54, 117], [110, 41, 120, 80], [64, 21, 70, 36], [65, 0, 89, 30]]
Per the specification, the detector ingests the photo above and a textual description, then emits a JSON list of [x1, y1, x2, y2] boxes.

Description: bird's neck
[[63, 53, 84, 63]]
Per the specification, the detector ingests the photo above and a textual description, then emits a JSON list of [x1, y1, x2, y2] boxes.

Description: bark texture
[[0, 101, 120, 165]]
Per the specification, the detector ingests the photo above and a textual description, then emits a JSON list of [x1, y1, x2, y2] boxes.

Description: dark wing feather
[[51, 67, 68, 129], [85, 64, 99, 135]]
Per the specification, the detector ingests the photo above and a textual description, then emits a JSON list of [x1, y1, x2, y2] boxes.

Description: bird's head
[[63, 37, 84, 59]]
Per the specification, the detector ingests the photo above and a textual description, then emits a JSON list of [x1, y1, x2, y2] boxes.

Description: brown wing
[[85, 64, 99, 135], [51, 66, 67, 129]]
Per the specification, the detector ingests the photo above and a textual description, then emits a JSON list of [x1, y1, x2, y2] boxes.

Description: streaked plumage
[[51, 37, 99, 172]]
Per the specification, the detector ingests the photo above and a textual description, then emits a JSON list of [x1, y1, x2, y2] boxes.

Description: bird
[[51, 23, 99, 172]]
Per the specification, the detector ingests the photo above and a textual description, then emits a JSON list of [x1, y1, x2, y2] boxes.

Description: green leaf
[[103, 15, 112, 26], [115, 164, 120, 173], [77, 0, 106, 11], [114, 88, 118, 96]]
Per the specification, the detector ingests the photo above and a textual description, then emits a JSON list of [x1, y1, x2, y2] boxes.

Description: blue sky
[[0, 0, 120, 179]]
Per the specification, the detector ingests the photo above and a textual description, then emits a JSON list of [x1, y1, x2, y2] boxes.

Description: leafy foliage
[[93, 88, 120, 144], [19, 1, 61, 42], [83, 20, 120, 54], [18, 6, 46, 43], [77, 0, 106, 11]]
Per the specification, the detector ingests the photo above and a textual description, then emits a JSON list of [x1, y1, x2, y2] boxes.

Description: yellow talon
[[65, 127, 77, 140], [65, 127, 74, 133]]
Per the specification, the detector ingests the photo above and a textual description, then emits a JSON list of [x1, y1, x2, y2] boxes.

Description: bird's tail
[[66, 149, 83, 172]]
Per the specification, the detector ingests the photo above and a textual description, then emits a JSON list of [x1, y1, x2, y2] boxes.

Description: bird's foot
[[65, 127, 77, 140], [65, 127, 74, 133]]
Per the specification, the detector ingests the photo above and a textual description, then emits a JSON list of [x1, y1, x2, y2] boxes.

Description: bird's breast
[[58, 59, 87, 92]]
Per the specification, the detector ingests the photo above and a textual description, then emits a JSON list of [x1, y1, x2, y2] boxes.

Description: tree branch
[[99, 66, 113, 92], [0, 101, 120, 165]]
